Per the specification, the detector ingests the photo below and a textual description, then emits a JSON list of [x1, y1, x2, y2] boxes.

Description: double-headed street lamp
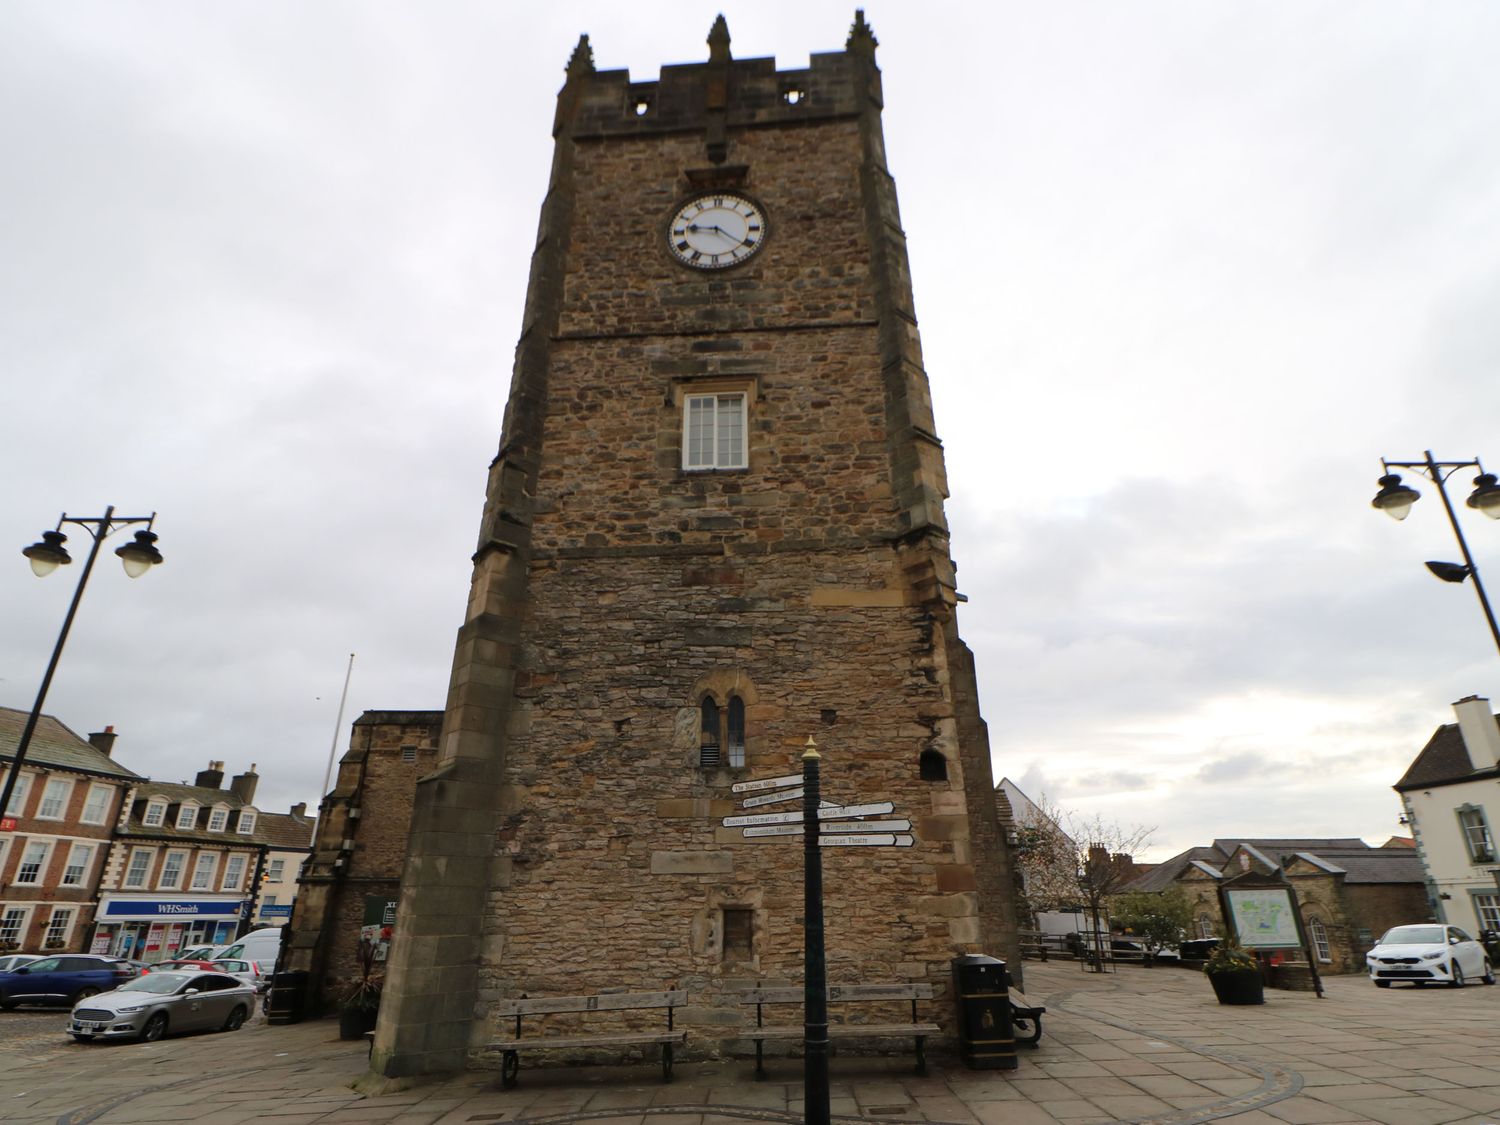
[[1, 508, 163, 823], [1372, 452, 1500, 657]]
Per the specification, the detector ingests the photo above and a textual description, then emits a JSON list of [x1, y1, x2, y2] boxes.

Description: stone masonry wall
[[289, 713, 439, 1010], [474, 546, 987, 1045]]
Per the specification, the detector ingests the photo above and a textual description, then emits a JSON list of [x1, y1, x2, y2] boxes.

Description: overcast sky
[[3, 2, 1498, 861]]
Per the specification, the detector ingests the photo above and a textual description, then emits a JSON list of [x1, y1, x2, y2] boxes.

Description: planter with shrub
[[1203, 940, 1264, 1005]]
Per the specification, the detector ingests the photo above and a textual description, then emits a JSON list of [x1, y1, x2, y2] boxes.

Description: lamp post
[[1372, 452, 1500, 658], [1, 508, 163, 824]]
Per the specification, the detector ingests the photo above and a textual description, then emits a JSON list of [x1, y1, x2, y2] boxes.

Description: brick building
[[1124, 838, 1428, 974], [371, 15, 1019, 1078], [288, 711, 440, 1008], [93, 761, 314, 960], [0, 710, 139, 954]]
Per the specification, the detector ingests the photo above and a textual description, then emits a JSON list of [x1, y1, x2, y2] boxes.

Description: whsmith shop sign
[[101, 898, 245, 920]]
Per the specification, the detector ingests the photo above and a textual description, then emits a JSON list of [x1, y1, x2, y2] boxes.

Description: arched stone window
[[1198, 914, 1215, 939], [726, 697, 746, 767], [700, 699, 721, 767], [700, 694, 747, 768], [1307, 915, 1332, 963]]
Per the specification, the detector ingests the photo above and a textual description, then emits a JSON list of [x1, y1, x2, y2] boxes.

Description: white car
[[207, 958, 271, 992], [1367, 924, 1496, 988], [0, 954, 39, 973]]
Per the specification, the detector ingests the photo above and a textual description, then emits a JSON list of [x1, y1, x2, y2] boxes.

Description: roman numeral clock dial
[[667, 193, 766, 269]]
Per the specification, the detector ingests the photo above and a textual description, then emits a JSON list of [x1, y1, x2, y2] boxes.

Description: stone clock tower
[[372, 13, 1020, 1077]]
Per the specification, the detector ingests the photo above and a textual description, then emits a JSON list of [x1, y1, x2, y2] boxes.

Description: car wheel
[[1483, 959, 1496, 986], [0, 999, 15, 1012], [72, 986, 100, 1004], [140, 1013, 168, 1042], [221, 1005, 247, 1032], [1451, 963, 1465, 988], [1375, 980, 1391, 988]]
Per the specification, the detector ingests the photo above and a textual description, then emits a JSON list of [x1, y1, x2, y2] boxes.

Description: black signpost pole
[[802, 737, 830, 1125]]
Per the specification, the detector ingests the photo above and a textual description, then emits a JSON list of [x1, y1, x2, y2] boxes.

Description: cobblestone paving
[[0, 964, 1496, 1124]]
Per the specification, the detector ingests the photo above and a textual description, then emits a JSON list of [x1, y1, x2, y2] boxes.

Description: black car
[[0, 955, 136, 1009]]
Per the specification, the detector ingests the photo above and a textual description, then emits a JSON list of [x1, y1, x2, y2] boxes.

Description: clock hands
[[686, 222, 753, 247]]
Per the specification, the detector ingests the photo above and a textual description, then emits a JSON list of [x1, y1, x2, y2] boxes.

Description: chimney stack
[[229, 764, 259, 805], [195, 760, 225, 789], [88, 726, 118, 757], [1453, 696, 1500, 771], [290, 802, 307, 819]]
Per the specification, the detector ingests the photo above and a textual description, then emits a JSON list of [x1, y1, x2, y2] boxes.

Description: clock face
[[667, 193, 766, 269]]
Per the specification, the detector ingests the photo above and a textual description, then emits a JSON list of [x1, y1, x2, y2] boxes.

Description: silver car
[[68, 970, 255, 1042]]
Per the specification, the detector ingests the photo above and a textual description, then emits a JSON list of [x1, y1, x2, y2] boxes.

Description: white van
[[215, 927, 284, 968]]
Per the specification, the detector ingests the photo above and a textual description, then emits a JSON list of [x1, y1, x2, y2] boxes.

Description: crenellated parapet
[[556, 13, 881, 148]]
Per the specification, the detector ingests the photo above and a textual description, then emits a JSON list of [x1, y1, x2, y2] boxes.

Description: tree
[[1112, 887, 1196, 961], [1009, 795, 1153, 971]]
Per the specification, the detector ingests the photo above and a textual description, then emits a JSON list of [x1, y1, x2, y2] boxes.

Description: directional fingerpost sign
[[742, 819, 912, 838], [741, 787, 803, 808], [723, 770, 912, 849]]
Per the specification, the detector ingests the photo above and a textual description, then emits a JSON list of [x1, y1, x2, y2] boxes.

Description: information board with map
[[1224, 887, 1302, 948]]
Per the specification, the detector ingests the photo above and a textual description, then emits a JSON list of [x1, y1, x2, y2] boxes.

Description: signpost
[[723, 751, 918, 1125], [801, 739, 830, 1125]]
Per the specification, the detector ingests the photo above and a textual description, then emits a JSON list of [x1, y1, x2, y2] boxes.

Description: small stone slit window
[[723, 907, 754, 957], [919, 749, 947, 781]]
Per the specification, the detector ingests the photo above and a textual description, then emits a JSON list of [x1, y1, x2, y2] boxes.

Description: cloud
[[2, 1, 1498, 848]]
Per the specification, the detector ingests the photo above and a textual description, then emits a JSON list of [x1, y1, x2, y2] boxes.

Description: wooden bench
[[740, 983, 940, 1080], [1008, 986, 1046, 1048], [489, 989, 687, 1088], [1017, 930, 1050, 962]]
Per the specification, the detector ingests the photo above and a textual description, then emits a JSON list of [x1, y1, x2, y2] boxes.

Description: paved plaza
[[1, 961, 1498, 1124]]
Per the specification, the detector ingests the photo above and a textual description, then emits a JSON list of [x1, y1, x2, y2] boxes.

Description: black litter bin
[[951, 954, 1016, 1070], [266, 970, 309, 1025]]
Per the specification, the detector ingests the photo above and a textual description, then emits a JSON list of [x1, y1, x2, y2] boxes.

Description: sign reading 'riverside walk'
[[726, 774, 913, 848]]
